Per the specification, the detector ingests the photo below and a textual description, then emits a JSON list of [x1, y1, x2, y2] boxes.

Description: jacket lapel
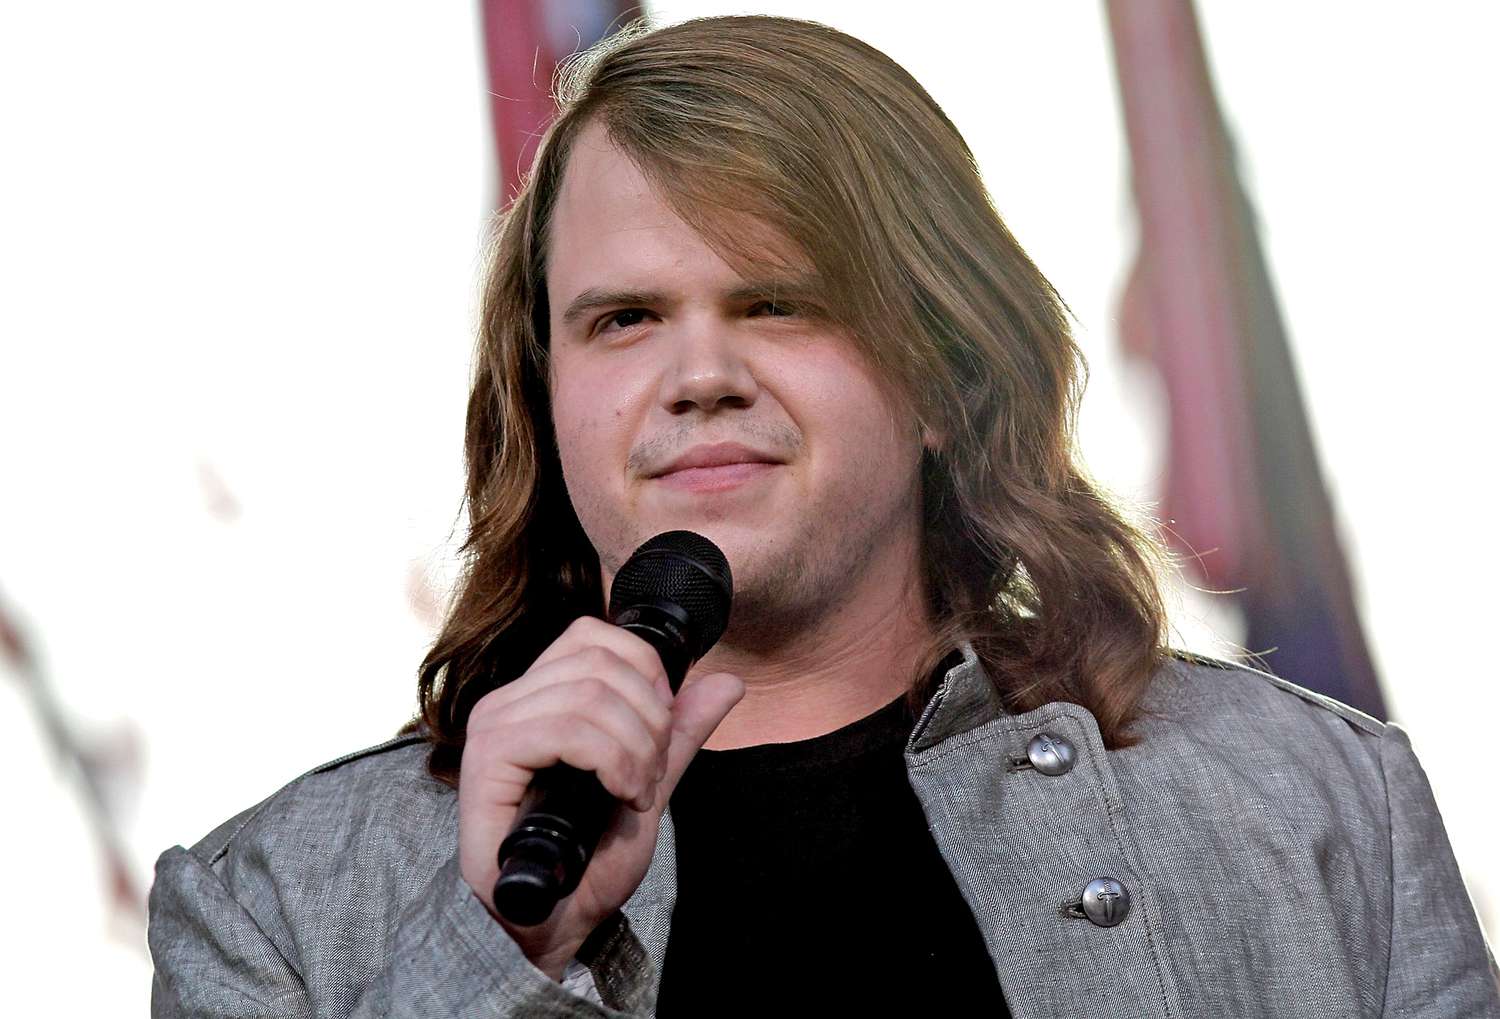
[[906, 647, 1184, 1018]]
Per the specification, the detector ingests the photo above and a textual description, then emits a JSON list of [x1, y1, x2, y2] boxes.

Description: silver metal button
[[1026, 732, 1076, 776], [1081, 877, 1131, 927]]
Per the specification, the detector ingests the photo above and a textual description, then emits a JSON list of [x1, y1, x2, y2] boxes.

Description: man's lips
[[646, 442, 785, 494], [652, 461, 780, 492], [648, 442, 784, 478]]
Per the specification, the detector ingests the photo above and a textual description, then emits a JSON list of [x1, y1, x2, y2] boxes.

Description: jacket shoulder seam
[[307, 731, 429, 775], [1167, 648, 1386, 737], [202, 732, 431, 866], [1377, 722, 1400, 1015]]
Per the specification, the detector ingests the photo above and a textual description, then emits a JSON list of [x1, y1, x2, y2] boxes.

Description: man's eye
[[601, 309, 649, 332], [750, 300, 795, 317]]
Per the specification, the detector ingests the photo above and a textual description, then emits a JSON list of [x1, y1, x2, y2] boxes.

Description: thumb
[[660, 672, 745, 792]]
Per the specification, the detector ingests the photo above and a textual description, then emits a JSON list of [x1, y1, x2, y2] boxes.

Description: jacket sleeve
[[148, 847, 653, 1018], [1379, 722, 1500, 1016]]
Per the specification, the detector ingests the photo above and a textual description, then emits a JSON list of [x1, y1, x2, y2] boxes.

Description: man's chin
[[605, 521, 779, 592]]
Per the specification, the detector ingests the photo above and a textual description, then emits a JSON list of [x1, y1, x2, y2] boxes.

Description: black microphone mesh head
[[608, 530, 733, 655]]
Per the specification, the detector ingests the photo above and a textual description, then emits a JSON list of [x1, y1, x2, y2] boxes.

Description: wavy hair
[[407, 15, 1169, 784]]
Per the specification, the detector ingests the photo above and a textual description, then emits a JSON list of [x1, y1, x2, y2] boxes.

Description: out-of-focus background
[[2, 1, 1494, 1008]]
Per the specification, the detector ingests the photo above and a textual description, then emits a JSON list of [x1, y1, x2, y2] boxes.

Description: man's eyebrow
[[559, 275, 823, 327], [560, 288, 664, 327], [723, 276, 825, 308]]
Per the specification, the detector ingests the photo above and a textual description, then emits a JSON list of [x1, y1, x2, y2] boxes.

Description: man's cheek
[[554, 397, 602, 470], [558, 432, 609, 504]]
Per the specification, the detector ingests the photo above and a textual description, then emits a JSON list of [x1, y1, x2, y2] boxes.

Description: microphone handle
[[492, 764, 617, 926], [492, 607, 696, 927]]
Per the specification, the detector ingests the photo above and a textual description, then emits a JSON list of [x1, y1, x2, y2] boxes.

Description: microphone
[[492, 530, 733, 926]]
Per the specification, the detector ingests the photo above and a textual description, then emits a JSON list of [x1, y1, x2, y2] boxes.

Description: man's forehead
[[552, 122, 659, 227], [548, 121, 810, 282]]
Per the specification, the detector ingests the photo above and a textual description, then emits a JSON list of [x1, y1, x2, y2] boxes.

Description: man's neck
[[686, 560, 939, 750]]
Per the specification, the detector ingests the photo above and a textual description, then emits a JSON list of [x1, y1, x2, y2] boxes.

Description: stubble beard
[[572, 456, 925, 657], [583, 503, 869, 650], [673, 472, 924, 657]]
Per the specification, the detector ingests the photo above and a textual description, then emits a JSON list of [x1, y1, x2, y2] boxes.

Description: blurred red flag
[[1106, 0, 1386, 718], [480, 0, 638, 203]]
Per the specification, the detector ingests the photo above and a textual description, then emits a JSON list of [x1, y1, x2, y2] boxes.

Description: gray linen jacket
[[148, 647, 1500, 1017]]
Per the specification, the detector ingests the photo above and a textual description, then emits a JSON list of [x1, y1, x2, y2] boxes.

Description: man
[[148, 15, 1499, 1017]]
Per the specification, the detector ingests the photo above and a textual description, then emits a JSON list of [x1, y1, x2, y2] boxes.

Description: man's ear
[[920, 422, 946, 455]]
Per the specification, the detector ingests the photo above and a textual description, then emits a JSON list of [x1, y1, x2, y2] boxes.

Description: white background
[[1, 2, 1494, 1008]]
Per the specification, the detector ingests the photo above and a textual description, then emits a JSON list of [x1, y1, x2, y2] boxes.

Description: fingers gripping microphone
[[493, 530, 733, 926]]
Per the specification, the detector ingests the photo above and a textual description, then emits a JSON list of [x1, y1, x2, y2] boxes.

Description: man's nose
[[657, 321, 759, 414]]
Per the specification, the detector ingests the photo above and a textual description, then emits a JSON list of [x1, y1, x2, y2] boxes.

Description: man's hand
[[456, 616, 744, 980]]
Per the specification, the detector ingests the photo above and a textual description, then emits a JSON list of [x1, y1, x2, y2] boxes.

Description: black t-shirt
[[656, 685, 1010, 1016]]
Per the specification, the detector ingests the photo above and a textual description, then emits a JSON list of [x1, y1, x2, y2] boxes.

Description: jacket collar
[[906, 640, 1009, 754]]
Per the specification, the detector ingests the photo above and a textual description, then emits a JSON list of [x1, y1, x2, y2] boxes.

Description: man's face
[[546, 121, 930, 641]]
